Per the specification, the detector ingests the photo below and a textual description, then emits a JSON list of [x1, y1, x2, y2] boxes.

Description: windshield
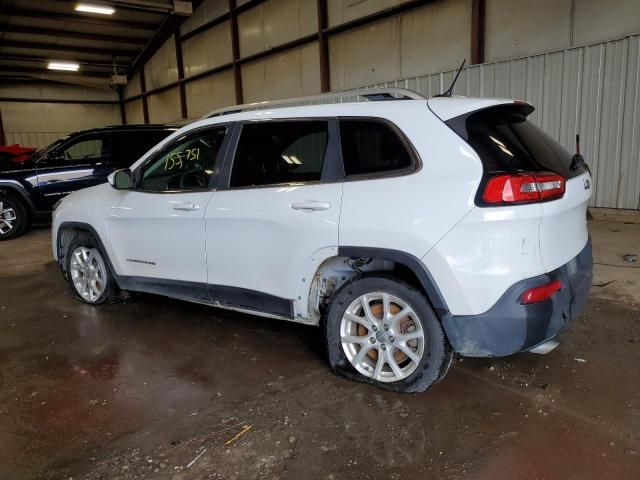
[[447, 104, 585, 179], [31, 137, 69, 164]]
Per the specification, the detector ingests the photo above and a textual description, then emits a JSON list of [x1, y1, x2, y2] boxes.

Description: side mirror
[[108, 169, 133, 190], [44, 151, 65, 164]]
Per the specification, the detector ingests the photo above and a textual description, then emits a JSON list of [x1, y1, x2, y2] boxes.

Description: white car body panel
[[539, 172, 591, 272], [204, 182, 342, 307], [339, 104, 481, 259], [427, 96, 516, 120], [52, 183, 118, 261], [422, 203, 545, 315], [108, 190, 215, 283]]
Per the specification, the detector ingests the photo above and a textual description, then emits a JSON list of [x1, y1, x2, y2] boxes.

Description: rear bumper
[[442, 238, 593, 357]]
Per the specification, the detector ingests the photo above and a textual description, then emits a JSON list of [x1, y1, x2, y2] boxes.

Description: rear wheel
[[324, 275, 452, 393], [66, 233, 117, 304], [0, 193, 29, 241]]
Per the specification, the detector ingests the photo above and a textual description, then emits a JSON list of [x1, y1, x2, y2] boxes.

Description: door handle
[[291, 201, 331, 211], [172, 202, 200, 211]]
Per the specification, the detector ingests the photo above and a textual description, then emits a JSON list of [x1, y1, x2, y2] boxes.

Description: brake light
[[520, 280, 563, 304], [483, 172, 566, 204]]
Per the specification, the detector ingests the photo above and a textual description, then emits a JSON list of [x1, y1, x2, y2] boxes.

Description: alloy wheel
[[69, 246, 108, 303], [0, 201, 17, 236], [340, 292, 425, 383]]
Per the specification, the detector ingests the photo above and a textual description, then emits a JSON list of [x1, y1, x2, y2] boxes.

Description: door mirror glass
[[109, 169, 133, 190]]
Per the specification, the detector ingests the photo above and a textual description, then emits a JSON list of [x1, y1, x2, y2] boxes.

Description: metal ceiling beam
[[0, 95, 119, 105], [0, 40, 138, 58], [0, 65, 109, 78], [0, 24, 147, 45], [317, 0, 330, 93], [174, 33, 187, 119], [128, 15, 180, 74], [128, 0, 202, 75], [471, 0, 486, 64], [178, 0, 266, 42], [54, 0, 179, 14], [228, 0, 243, 105], [139, 68, 150, 123], [0, 54, 127, 69], [2, 6, 158, 31]]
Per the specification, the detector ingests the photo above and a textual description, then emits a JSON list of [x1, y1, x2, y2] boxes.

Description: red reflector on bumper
[[520, 280, 563, 304]]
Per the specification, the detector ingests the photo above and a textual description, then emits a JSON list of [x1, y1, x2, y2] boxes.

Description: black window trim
[[338, 116, 422, 182], [217, 117, 340, 191], [132, 122, 234, 194], [39, 131, 112, 170], [217, 116, 421, 191], [110, 128, 177, 169]]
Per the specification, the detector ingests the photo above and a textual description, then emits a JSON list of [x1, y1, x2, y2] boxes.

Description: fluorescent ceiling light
[[48, 61, 80, 72], [75, 3, 115, 15]]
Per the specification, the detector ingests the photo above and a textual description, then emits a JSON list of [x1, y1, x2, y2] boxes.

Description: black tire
[[0, 192, 29, 241], [0, 153, 13, 169], [324, 274, 452, 393], [66, 232, 118, 304]]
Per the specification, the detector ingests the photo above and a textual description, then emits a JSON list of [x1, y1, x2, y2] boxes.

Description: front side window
[[339, 120, 412, 176], [44, 134, 109, 166], [230, 121, 328, 188], [139, 127, 227, 192]]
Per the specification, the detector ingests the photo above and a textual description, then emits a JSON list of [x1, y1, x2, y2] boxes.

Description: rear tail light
[[520, 280, 563, 304], [483, 172, 566, 204]]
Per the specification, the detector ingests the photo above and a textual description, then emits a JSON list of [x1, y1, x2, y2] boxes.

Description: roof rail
[[203, 87, 427, 118]]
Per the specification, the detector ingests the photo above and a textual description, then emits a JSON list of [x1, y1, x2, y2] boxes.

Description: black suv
[[0, 125, 177, 240]]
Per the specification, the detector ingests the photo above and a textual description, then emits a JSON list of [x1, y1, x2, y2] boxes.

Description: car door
[[204, 119, 343, 318], [34, 132, 112, 211], [108, 126, 230, 298]]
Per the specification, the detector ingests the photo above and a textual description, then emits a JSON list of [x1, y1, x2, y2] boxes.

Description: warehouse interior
[[1, 0, 640, 479]]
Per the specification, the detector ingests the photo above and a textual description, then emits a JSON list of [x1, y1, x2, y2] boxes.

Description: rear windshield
[[447, 104, 583, 178]]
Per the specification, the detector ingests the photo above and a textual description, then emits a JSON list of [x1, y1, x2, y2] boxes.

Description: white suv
[[52, 88, 593, 393]]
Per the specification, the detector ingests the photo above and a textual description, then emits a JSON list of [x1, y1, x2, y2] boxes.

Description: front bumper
[[442, 238, 593, 357]]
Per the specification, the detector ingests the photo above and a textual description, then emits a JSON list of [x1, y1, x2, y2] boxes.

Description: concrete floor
[[1, 215, 639, 480]]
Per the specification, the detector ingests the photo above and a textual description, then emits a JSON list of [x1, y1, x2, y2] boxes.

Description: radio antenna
[[434, 59, 466, 97]]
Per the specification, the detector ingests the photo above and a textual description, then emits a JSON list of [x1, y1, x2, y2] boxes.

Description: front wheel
[[66, 234, 117, 304], [0, 193, 29, 241], [324, 275, 452, 393]]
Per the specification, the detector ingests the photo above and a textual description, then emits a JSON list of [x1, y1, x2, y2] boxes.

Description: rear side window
[[449, 104, 581, 178], [230, 121, 328, 188], [111, 130, 174, 168], [339, 120, 412, 176]]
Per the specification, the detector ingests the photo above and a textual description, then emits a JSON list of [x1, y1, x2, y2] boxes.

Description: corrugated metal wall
[[367, 34, 640, 210], [0, 102, 121, 148], [0, 83, 121, 148]]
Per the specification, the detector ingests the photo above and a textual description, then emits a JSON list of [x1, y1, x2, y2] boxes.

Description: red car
[[0, 144, 37, 166]]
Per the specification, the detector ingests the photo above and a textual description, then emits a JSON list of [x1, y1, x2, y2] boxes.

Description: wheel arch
[[56, 221, 121, 287], [308, 246, 451, 322], [337, 247, 449, 317], [0, 181, 36, 214]]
